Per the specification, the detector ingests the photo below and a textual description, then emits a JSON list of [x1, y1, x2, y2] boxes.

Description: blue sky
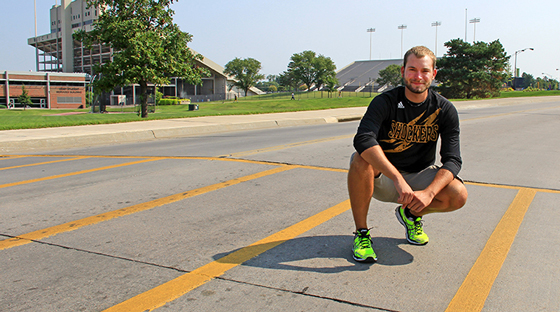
[[2, 0, 559, 80]]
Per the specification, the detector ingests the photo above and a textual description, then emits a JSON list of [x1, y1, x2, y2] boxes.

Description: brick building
[[1, 71, 87, 109], [27, 0, 262, 106]]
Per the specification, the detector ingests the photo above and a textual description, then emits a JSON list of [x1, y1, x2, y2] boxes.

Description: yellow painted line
[[221, 134, 353, 157], [0, 166, 294, 251], [0, 156, 88, 171], [464, 181, 560, 194], [0, 158, 161, 189], [104, 200, 351, 312], [0, 155, 26, 160], [445, 188, 536, 312]]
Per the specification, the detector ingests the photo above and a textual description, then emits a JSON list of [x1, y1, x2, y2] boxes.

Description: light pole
[[431, 21, 441, 57], [514, 48, 534, 78], [543, 72, 559, 90], [398, 25, 407, 56], [469, 18, 480, 42], [367, 28, 375, 60]]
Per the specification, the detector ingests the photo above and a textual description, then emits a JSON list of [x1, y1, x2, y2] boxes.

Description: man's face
[[401, 55, 437, 95]]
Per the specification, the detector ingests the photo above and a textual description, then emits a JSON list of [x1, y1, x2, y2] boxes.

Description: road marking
[[0, 166, 294, 251], [103, 200, 351, 312], [0, 156, 88, 171], [464, 181, 560, 194], [445, 187, 536, 312], [0, 158, 161, 189], [0, 155, 26, 160], [220, 134, 353, 157]]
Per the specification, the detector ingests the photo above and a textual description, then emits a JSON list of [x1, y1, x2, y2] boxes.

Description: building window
[[57, 97, 82, 104]]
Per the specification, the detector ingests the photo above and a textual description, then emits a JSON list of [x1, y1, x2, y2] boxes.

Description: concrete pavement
[[1, 95, 559, 154]]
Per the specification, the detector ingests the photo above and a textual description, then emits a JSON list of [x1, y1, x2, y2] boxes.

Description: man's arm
[[408, 168, 454, 213], [360, 145, 415, 206]]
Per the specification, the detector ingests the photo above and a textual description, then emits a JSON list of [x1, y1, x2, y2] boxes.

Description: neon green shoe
[[352, 229, 377, 262], [395, 206, 429, 245]]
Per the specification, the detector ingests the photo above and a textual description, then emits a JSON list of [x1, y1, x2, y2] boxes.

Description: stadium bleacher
[[336, 59, 402, 92]]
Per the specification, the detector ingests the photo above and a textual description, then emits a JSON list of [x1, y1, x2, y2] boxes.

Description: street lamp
[[469, 18, 480, 42], [367, 28, 375, 60], [398, 25, 407, 56], [514, 48, 534, 78], [431, 21, 441, 57], [543, 72, 559, 90]]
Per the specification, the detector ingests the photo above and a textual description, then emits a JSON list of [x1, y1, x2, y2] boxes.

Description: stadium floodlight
[[398, 25, 407, 56], [431, 21, 441, 56], [469, 18, 480, 42], [367, 28, 375, 60]]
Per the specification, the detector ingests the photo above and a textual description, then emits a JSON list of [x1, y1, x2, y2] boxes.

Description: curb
[[0, 115, 363, 154]]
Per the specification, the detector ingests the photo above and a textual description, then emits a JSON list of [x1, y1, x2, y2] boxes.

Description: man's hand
[[395, 178, 415, 207], [407, 189, 436, 213]]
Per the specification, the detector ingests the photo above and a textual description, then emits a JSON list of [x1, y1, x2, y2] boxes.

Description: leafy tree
[[376, 64, 402, 88], [287, 51, 337, 91], [224, 57, 265, 97], [277, 70, 300, 91], [18, 85, 33, 110], [436, 39, 510, 99], [255, 75, 279, 92], [521, 72, 535, 89], [74, 0, 207, 118], [324, 76, 338, 97]]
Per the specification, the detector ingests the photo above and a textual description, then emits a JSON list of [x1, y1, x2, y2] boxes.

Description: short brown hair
[[403, 46, 436, 69]]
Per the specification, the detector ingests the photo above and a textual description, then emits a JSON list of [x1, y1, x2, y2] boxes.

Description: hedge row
[[158, 99, 191, 105]]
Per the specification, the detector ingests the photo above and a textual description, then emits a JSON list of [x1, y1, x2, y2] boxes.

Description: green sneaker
[[352, 229, 377, 262], [395, 206, 429, 245]]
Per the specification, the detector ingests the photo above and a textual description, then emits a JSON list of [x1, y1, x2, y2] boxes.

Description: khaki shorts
[[350, 152, 462, 203]]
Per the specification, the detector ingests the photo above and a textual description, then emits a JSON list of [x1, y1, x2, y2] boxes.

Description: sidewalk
[[1, 96, 559, 154]]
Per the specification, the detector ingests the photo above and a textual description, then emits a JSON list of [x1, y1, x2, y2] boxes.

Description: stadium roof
[[336, 59, 402, 89]]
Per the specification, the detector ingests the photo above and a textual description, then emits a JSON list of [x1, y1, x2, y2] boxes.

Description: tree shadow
[[212, 235, 414, 274]]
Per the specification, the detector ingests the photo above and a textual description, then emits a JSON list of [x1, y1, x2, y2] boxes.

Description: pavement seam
[[0, 233, 397, 311], [210, 276, 400, 312]]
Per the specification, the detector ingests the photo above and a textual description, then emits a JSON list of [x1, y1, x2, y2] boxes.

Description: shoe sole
[[395, 207, 428, 245], [352, 253, 377, 263]]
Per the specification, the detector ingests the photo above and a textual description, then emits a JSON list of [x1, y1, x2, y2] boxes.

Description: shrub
[[158, 99, 181, 105]]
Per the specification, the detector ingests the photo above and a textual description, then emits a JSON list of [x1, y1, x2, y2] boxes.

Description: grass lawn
[[0, 95, 372, 130], [1, 90, 559, 131]]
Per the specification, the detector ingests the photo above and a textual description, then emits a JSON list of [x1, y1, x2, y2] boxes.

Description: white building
[[27, 0, 262, 104]]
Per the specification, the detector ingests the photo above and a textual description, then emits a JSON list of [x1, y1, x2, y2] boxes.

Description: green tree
[[224, 57, 265, 97], [324, 76, 338, 97], [376, 64, 402, 88], [74, 0, 207, 118], [436, 39, 510, 99], [521, 72, 535, 89], [287, 50, 337, 91], [277, 70, 300, 92], [18, 85, 33, 110]]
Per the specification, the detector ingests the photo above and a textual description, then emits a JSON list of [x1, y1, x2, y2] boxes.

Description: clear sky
[[2, 0, 559, 80]]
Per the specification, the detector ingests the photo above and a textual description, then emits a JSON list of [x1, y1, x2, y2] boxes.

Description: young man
[[348, 46, 468, 262]]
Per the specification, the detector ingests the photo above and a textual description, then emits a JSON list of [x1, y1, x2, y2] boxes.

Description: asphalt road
[[1, 99, 560, 311]]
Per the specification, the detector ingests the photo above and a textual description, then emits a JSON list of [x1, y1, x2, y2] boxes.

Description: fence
[[234, 90, 378, 102]]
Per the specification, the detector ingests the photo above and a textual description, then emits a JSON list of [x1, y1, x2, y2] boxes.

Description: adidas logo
[[398, 102, 405, 109]]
